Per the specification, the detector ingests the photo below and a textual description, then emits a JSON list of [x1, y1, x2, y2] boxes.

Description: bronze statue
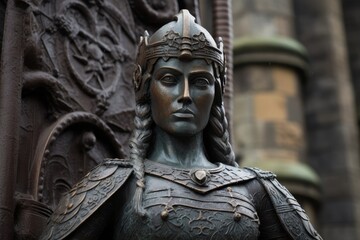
[[40, 10, 322, 240]]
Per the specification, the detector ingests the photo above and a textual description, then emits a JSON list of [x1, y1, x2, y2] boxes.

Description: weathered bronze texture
[[40, 9, 322, 240]]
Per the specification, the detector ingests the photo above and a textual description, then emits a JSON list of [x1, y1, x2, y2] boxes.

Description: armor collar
[[144, 160, 256, 194]]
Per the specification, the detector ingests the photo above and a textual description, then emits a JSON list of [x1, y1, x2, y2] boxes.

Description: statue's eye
[[159, 74, 177, 85], [193, 77, 211, 88]]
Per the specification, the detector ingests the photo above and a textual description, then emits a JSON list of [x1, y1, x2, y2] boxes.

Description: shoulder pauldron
[[246, 167, 323, 240], [40, 159, 133, 240]]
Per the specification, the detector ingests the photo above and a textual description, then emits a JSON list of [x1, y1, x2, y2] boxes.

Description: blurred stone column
[[232, 0, 321, 221], [294, 0, 360, 238]]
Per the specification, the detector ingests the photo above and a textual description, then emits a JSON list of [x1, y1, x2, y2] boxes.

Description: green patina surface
[[241, 159, 320, 186], [233, 36, 308, 59]]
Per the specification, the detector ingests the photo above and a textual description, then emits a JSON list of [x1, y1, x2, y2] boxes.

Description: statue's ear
[[133, 64, 142, 91], [134, 70, 152, 103]]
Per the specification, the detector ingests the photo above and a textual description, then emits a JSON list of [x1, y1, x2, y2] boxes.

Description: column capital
[[233, 36, 308, 73]]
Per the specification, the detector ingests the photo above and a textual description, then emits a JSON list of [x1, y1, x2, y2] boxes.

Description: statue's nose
[[178, 78, 192, 104]]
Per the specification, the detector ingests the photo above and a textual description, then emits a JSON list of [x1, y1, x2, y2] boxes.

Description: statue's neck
[[148, 127, 216, 169]]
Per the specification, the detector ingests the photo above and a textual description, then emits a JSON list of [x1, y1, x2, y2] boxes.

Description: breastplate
[[115, 161, 260, 240]]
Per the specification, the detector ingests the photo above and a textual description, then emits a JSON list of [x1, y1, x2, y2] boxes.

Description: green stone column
[[232, 0, 321, 222]]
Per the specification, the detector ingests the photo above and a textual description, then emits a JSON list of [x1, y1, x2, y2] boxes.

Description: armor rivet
[[161, 210, 169, 220], [194, 170, 207, 182], [226, 187, 232, 192], [233, 212, 241, 221], [67, 203, 73, 209]]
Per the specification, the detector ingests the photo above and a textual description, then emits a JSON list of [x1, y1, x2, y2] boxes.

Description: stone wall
[[293, 0, 360, 238], [232, 0, 321, 228], [232, 0, 360, 239]]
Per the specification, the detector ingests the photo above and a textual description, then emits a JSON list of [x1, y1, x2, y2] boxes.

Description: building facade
[[230, 0, 360, 239]]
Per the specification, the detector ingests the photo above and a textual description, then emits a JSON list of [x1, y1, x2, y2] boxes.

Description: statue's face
[[150, 58, 215, 137]]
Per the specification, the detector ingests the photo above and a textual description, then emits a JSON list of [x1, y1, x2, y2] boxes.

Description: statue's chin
[[162, 122, 205, 138]]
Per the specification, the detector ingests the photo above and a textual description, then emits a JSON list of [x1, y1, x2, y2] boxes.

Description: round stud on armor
[[195, 170, 207, 182], [190, 169, 210, 186], [160, 209, 169, 220], [233, 212, 242, 222]]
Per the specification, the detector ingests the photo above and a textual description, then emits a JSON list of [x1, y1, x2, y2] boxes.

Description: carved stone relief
[[31, 0, 136, 115], [33, 112, 125, 209], [18, 0, 139, 204]]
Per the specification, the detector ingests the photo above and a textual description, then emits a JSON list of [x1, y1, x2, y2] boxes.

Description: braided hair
[[204, 104, 237, 167], [129, 102, 152, 217], [203, 61, 237, 167], [130, 58, 155, 217]]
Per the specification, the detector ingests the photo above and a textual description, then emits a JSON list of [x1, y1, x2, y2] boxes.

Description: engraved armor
[[116, 161, 260, 240], [41, 160, 322, 240]]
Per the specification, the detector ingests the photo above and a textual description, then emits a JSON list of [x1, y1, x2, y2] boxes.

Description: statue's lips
[[173, 109, 194, 118]]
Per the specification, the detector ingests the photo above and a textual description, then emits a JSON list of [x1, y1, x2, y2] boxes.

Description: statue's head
[[131, 9, 234, 163], [133, 9, 226, 107]]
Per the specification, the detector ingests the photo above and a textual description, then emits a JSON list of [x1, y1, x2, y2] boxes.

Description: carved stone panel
[[17, 0, 139, 201]]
